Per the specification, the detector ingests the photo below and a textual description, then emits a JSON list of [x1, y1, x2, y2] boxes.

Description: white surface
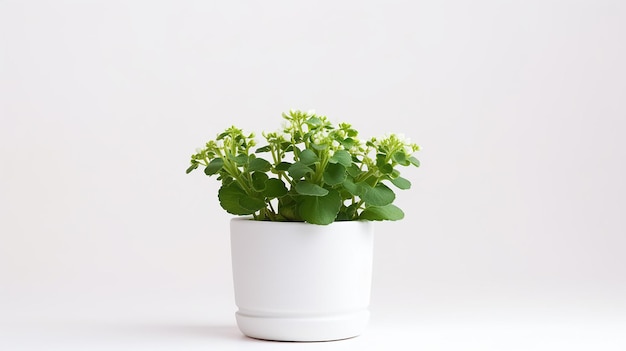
[[2, 322, 625, 351], [1, 0, 626, 349], [1, 294, 625, 350]]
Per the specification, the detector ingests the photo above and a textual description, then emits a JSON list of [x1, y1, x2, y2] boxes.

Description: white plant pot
[[230, 217, 374, 342]]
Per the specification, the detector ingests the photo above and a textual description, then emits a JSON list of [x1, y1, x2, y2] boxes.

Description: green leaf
[[251, 172, 269, 191], [228, 153, 248, 166], [408, 156, 420, 167], [186, 163, 198, 174], [239, 196, 266, 212], [362, 183, 395, 206], [295, 181, 329, 196], [335, 210, 350, 221], [323, 163, 346, 186], [311, 143, 328, 151], [360, 204, 405, 221], [288, 162, 314, 179], [339, 188, 352, 200], [346, 202, 360, 219], [343, 179, 358, 196], [256, 145, 271, 153], [278, 196, 300, 221], [299, 149, 318, 166], [263, 178, 288, 198], [341, 138, 355, 149], [204, 158, 224, 175], [218, 183, 261, 215], [376, 154, 386, 167], [346, 164, 362, 177], [329, 150, 351, 167], [336, 202, 359, 221], [220, 175, 234, 186], [249, 157, 272, 172], [392, 152, 408, 165], [343, 179, 368, 197], [298, 190, 342, 225], [274, 161, 292, 172], [389, 176, 411, 190], [379, 163, 393, 174], [363, 175, 378, 187], [306, 116, 323, 128]]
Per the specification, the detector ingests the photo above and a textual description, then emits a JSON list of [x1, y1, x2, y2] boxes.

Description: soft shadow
[[97, 323, 360, 344], [124, 323, 243, 341], [65, 321, 247, 342]]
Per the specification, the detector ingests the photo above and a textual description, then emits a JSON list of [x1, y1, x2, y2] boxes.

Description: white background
[[1, 0, 625, 349]]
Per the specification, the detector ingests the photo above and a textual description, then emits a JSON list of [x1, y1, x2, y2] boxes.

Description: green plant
[[187, 110, 420, 225]]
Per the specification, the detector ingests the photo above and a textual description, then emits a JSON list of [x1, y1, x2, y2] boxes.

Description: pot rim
[[230, 216, 373, 227]]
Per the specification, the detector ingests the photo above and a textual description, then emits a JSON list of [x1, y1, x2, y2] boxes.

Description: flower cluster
[[187, 110, 420, 225]]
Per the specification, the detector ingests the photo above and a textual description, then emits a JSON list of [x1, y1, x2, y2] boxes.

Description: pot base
[[235, 310, 370, 342]]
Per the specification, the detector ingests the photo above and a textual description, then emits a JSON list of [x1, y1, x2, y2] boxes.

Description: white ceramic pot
[[230, 217, 374, 342]]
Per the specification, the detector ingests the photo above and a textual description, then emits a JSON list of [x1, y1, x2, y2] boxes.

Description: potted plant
[[187, 110, 420, 341]]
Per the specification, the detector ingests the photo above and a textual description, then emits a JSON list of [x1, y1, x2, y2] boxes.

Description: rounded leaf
[[343, 179, 369, 197], [278, 196, 300, 221], [390, 176, 411, 190], [311, 143, 328, 151], [392, 152, 409, 166], [380, 163, 393, 174], [306, 116, 323, 128], [218, 183, 261, 215], [360, 204, 405, 221], [329, 150, 351, 167], [204, 158, 224, 175], [346, 164, 363, 178], [362, 183, 395, 206], [274, 161, 292, 172], [251, 172, 269, 191], [298, 190, 342, 225], [323, 163, 346, 186], [239, 196, 266, 212], [288, 162, 314, 180], [249, 157, 271, 172], [341, 138, 356, 149], [295, 181, 329, 196], [299, 149, 318, 166], [408, 156, 420, 167], [263, 178, 288, 198], [229, 153, 248, 166]]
